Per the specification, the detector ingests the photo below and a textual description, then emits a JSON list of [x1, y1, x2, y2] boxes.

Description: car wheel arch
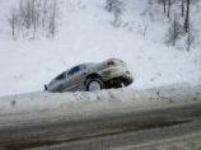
[[84, 73, 103, 85], [85, 74, 105, 91], [87, 73, 102, 79]]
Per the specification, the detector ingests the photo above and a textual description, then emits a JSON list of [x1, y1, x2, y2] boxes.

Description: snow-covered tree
[[8, 0, 59, 39], [9, 9, 18, 39], [167, 16, 183, 46], [167, 0, 171, 18], [105, 0, 125, 27], [184, 0, 190, 33]]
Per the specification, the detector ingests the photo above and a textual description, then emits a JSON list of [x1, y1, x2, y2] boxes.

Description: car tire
[[86, 77, 104, 91]]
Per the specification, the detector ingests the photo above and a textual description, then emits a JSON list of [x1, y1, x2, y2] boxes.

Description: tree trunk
[[163, 0, 166, 14], [181, 0, 184, 17], [167, 0, 171, 18], [184, 0, 190, 33], [11, 13, 16, 39]]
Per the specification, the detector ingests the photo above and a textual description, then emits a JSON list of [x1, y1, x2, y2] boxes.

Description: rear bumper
[[101, 67, 131, 79], [104, 75, 134, 89]]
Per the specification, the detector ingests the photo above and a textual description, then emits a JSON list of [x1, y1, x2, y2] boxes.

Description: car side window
[[68, 66, 80, 75], [55, 73, 66, 80]]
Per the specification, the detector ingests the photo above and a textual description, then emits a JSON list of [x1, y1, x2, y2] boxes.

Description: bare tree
[[105, 0, 125, 27], [23, 0, 32, 29], [8, 0, 59, 39], [181, 0, 184, 17], [9, 10, 18, 39], [167, 15, 182, 46], [185, 0, 193, 52], [163, 0, 167, 14], [105, 0, 113, 12], [49, 0, 57, 38], [167, 0, 171, 18], [184, 0, 190, 33], [186, 32, 193, 51], [42, 0, 48, 28]]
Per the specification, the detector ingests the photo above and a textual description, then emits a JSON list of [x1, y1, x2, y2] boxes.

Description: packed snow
[[0, 0, 201, 97], [0, 84, 200, 116]]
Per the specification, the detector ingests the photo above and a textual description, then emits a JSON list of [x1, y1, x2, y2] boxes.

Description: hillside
[[0, 0, 200, 96]]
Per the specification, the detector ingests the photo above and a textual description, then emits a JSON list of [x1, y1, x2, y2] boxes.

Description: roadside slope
[[0, 85, 201, 149], [0, 0, 200, 96]]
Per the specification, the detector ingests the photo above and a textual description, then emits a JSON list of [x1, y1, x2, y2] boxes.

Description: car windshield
[[55, 72, 65, 80]]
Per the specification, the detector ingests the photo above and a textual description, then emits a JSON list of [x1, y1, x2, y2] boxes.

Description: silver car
[[44, 58, 133, 92]]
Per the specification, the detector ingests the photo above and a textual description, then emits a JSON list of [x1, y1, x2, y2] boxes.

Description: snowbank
[[0, 84, 200, 118], [0, 84, 201, 150]]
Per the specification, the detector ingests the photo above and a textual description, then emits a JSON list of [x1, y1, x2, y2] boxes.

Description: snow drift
[[0, 84, 200, 117]]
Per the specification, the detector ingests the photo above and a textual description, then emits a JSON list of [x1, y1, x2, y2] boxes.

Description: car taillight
[[107, 61, 115, 66]]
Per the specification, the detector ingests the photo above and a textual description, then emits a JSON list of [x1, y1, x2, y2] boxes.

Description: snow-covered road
[[0, 85, 201, 149], [31, 116, 201, 150]]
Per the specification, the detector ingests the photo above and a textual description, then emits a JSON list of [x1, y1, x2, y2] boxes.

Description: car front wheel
[[86, 78, 104, 91]]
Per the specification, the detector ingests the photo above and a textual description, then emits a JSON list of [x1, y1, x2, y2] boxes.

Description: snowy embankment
[[0, 0, 201, 97], [0, 84, 201, 149], [0, 84, 200, 118]]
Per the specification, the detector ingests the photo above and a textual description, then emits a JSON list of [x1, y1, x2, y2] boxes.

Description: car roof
[[79, 63, 97, 68], [62, 63, 96, 73]]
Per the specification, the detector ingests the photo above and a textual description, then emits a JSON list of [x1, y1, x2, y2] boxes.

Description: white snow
[[0, 84, 200, 116], [0, 0, 201, 97]]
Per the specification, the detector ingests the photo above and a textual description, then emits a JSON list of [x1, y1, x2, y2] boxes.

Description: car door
[[65, 66, 84, 91], [53, 72, 67, 91]]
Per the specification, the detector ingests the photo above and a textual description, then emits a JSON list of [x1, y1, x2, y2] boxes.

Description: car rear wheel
[[86, 78, 104, 91]]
